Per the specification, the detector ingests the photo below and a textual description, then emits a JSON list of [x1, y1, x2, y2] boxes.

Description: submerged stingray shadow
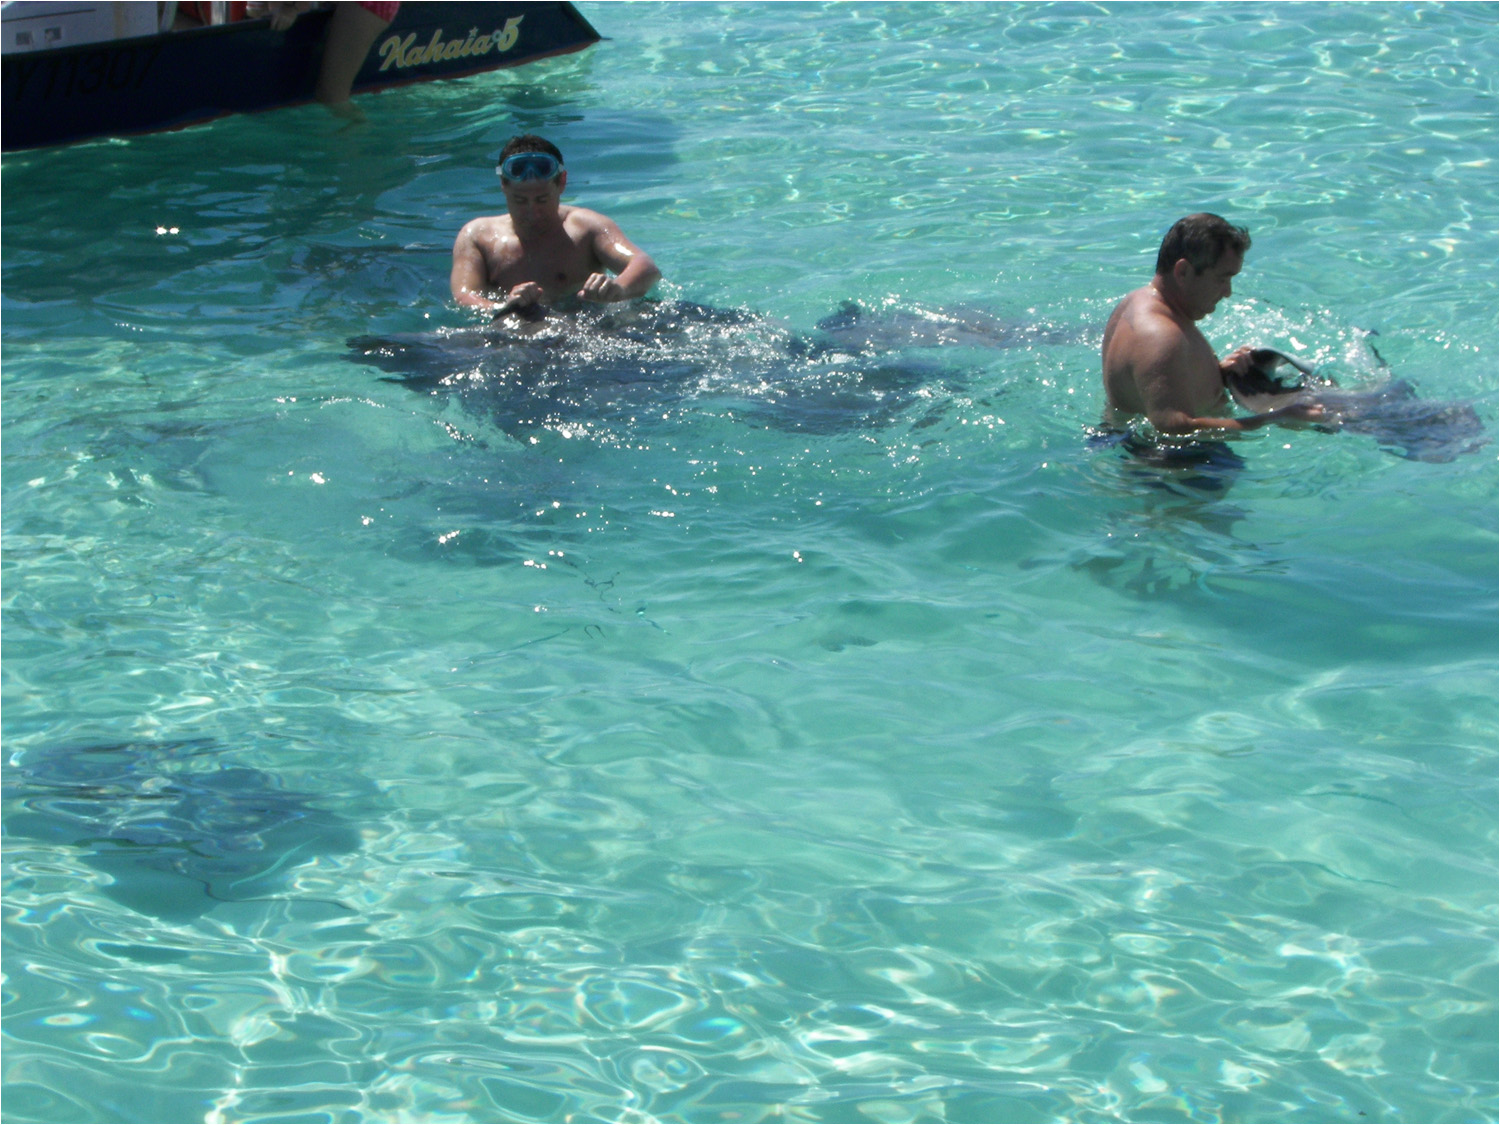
[[346, 299, 1071, 439], [4, 740, 362, 921]]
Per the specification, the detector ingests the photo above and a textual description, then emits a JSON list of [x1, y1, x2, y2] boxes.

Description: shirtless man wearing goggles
[[450, 135, 661, 318]]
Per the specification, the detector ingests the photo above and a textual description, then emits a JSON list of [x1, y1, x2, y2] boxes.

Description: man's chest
[[483, 229, 593, 286]]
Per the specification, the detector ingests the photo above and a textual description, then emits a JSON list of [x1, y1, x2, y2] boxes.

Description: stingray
[[1226, 348, 1487, 463], [346, 300, 955, 436], [4, 740, 361, 921]]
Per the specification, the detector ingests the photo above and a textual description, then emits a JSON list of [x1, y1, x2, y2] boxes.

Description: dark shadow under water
[[346, 298, 1077, 439], [4, 740, 363, 921], [1087, 428, 1249, 497]]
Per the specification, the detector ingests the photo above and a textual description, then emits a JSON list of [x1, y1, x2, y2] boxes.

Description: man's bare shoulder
[[1102, 286, 1198, 414], [559, 205, 623, 236], [1116, 285, 1183, 334], [456, 214, 512, 241], [1108, 288, 1190, 361]]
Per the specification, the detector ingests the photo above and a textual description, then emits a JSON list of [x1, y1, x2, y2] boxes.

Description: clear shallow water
[[3, 2, 1496, 1122]]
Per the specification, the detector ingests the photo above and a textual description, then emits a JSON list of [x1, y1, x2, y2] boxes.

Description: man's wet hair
[[498, 134, 564, 167], [1155, 213, 1251, 274]]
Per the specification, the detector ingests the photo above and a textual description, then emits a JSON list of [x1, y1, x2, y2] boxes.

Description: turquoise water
[[3, 2, 1496, 1122]]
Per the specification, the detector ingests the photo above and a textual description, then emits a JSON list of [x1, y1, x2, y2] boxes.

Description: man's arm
[[578, 215, 661, 303], [1135, 334, 1321, 434], [1154, 401, 1323, 435], [450, 223, 525, 313]]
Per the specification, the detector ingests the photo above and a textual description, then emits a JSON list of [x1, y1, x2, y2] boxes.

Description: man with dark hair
[[450, 135, 661, 318], [1102, 213, 1320, 434], [1153, 212, 1252, 275]]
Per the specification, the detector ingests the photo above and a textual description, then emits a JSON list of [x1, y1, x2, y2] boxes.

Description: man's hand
[[1219, 345, 1254, 378], [577, 273, 625, 303], [504, 281, 546, 308], [1269, 400, 1327, 425]]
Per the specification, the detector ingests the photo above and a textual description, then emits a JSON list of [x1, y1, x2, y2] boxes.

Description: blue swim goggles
[[498, 151, 562, 182]]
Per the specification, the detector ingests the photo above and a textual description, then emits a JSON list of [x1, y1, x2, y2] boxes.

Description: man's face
[[1183, 249, 1242, 320], [501, 175, 565, 232]]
